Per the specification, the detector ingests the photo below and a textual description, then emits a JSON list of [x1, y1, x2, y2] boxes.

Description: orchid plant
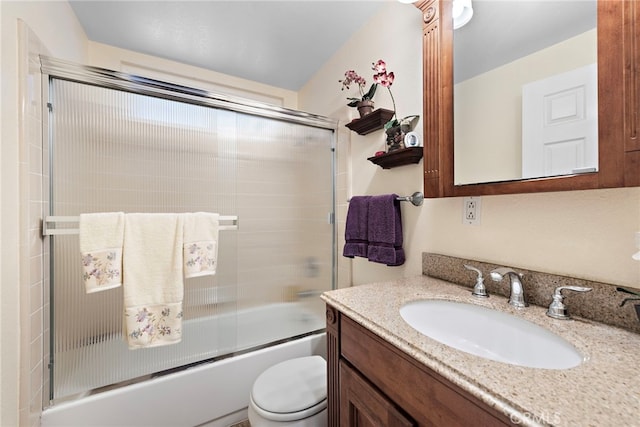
[[339, 61, 398, 121], [339, 69, 377, 107], [340, 59, 414, 133]]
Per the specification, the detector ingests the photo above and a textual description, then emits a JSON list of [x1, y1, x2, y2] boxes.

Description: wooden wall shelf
[[345, 109, 395, 135], [367, 147, 424, 169]]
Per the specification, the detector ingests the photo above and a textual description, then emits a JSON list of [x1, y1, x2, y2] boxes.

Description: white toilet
[[248, 355, 327, 427]]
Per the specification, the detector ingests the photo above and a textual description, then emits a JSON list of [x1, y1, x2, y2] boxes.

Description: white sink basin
[[399, 300, 584, 369]]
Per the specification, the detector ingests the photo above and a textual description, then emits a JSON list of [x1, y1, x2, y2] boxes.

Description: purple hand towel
[[343, 196, 371, 258], [367, 194, 405, 266]]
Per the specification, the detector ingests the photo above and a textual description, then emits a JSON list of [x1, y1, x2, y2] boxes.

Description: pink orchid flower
[[373, 59, 387, 74]]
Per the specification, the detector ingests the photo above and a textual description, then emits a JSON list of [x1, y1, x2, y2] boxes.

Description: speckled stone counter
[[321, 276, 640, 427]]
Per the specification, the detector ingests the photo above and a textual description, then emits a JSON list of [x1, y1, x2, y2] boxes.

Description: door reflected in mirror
[[453, 0, 597, 186]]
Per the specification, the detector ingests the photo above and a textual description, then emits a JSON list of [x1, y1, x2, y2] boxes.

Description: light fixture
[[452, 0, 473, 29]]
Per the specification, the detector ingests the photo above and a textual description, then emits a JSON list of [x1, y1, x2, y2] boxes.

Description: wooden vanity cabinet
[[326, 305, 513, 426]]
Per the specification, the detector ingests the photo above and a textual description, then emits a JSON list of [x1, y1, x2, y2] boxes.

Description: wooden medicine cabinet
[[416, 0, 640, 198]]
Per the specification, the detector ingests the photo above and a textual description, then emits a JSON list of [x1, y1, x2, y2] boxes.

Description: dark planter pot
[[356, 100, 375, 117]]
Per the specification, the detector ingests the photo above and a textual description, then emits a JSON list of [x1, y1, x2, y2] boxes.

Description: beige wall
[[299, 4, 640, 290], [455, 29, 597, 184], [300, 1, 426, 287]]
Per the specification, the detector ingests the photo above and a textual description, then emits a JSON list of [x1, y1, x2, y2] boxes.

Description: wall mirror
[[454, 1, 597, 185], [418, 0, 639, 198]]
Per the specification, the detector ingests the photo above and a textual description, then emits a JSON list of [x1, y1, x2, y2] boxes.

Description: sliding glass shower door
[[48, 77, 334, 401]]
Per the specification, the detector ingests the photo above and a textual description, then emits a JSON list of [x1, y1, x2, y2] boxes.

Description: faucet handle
[[546, 286, 592, 320], [464, 264, 488, 298]]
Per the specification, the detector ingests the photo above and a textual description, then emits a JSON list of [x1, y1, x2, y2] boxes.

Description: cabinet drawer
[[340, 315, 512, 426]]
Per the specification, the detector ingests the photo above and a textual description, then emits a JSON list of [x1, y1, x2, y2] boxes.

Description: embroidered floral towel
[[183, 212, 219, 278], [123, 213, 184, 349], [79, 212, 125, 293]]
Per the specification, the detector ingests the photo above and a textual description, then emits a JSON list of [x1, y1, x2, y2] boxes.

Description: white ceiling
[[69, 0, 389, 91]]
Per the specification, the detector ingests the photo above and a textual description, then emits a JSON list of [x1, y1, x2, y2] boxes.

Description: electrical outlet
[[463, 197, 481, 225]]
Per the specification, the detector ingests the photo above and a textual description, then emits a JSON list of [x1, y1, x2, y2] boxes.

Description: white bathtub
[[42, 303, 327, 427]]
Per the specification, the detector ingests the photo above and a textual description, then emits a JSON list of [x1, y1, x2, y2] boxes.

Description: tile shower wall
[[17, 21, 48, 426]]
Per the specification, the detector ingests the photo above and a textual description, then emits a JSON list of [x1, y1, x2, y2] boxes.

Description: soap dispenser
[[464, 264, 488, 298]]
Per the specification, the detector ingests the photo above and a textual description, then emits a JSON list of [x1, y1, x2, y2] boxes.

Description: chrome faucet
[[464, 264, 488, 298], [490, 267, 527, 308], [546, 286, 592, 319]]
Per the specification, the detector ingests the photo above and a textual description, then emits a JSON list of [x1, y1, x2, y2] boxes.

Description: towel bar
[[42, 215, 239, 236], [348, 191, 424, 207]]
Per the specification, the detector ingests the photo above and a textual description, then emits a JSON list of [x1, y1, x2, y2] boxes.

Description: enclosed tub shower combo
[[39, 57, 336, 426]]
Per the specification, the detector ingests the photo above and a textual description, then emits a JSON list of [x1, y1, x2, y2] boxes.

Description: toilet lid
[[251, 356, 327, 417]]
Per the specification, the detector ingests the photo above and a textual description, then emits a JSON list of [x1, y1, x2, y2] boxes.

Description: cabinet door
[[339, 361, 415, 427]]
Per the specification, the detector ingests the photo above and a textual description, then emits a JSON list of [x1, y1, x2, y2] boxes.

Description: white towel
[[79, 212, 125, 293], [183, 212, 219, 278], [123, 213, 184, 349]]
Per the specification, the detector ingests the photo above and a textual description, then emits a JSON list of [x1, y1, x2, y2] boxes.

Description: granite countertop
[[321, 276, 640, 427]]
